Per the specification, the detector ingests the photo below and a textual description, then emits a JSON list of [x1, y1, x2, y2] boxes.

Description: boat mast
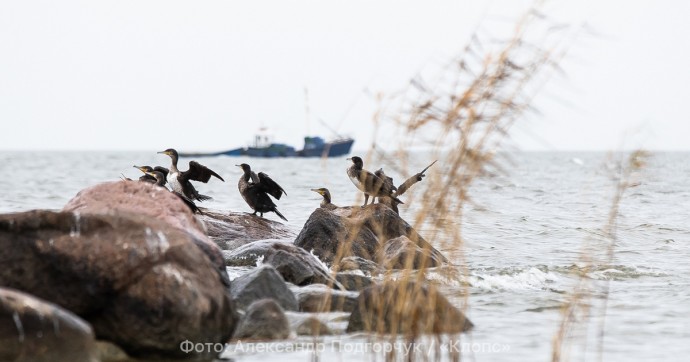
[[304, 87, 310, 137]]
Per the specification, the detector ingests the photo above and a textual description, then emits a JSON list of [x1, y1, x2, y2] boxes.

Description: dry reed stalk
[[330, 3, 580, 361], [551, 150, 647, 362]]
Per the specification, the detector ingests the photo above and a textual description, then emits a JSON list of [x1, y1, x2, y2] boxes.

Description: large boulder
[[231, 299, 290, 341], [0, 288, 98, 362], [224, 240, 343, 289], [201, 210, 295, 250], [378, 236, 445, 269], [63, 180, 206, 240], [294, 204, 447, 267], [230, 265, 298, 311], [347, 280, 473, 335], [63, 180, 228, 285], [0, 210, 238, 360]]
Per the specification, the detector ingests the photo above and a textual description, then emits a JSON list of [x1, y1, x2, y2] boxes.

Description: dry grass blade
[[551, 150, 648, 362], [342, 3, 580, 361]]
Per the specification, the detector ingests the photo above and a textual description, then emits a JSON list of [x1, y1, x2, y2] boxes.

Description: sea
[[0, 150, 688, 362]]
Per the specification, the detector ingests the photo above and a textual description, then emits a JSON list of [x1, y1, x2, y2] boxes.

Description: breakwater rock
[[294, 204, 447, 269]]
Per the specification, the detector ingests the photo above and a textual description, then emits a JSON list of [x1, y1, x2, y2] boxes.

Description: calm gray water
[[0, 151, 688, 361]]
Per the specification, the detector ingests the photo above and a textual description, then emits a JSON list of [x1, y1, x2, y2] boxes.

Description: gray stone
[[335, 273, 375, 291], [290, 284, 359, 313], [232, 299, 290, 341], [225, 240, 343, 289], [201, 210, 295, 250], [295, 317, 332, 336], [0, 288, 98, 362], [347, 280, 473, 334], [378, 236, 445, 269], [230, 265, 298, 311]]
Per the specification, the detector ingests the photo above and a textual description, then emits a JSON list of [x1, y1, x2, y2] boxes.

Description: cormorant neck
[[242, 171, 251, 182], [323, 192, 331, 204]]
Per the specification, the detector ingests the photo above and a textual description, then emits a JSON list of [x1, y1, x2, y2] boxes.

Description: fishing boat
[[297, 136, 354, 157], [178, 131, 353, 158]]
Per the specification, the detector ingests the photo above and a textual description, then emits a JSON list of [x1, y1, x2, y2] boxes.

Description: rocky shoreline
[[0, 180, 472, 361]]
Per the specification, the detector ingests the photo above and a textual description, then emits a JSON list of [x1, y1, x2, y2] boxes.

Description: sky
[[0, 1, 688, 152]]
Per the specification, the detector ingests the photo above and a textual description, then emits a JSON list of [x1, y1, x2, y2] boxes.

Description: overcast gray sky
[[0, 1, 687, 151]]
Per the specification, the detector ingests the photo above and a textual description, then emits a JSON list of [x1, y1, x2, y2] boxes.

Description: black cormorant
[[311, 188, 337, 210], [134, 165, 169, 184], [346, 156, 402, 207], [158, 148, 224, 202], [237, 163, 287, 221], [143, 169, 201, 214]]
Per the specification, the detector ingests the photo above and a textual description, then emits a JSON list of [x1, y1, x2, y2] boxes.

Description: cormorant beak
[[235, 164, 242, 168], [310, 188, 321, 194], [157, 150, 169, 155], [346, 157, 351, 161]]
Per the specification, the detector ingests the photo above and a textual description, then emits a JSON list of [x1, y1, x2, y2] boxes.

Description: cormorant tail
[[197, 194, 213, 202], [273, 208, 288, 222]]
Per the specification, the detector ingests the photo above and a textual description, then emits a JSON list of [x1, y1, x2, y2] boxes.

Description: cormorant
[[311, 188, 337, 210], [133, 165, 169, 184], [374, 160, 437, 214], [346, 156, 402, 207], [236, 163, 287, 221], [143, 169, 201, 214], [158, 148, 224, 202]]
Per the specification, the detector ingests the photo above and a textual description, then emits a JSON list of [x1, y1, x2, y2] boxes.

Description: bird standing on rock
[[346, 156, 402, 207], [237, 163, 288, 221], [133, 165, 169, 184], [311, 188, 337, 210], [158, 148, 224, 202], [131, 165, 201, 214]]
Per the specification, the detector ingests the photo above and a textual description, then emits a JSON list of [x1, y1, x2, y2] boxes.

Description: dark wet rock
[[224, 240, 343, 289], [262, 242, 342, 288], [378, 236, 445, 269], [335, 273, 375, 292], [62, 180, 229, 286], [290, 284, 359, 313], [0, 210, 238, 361], [347, 280, 473, 335], [230, 265, 298, 311], [201, 210, 295, 250], [0, 288, 98, 362], [231, 299, 290, 341], [295, 317, 332, 336], [294, 204, 447, 267], [294, 207, 377, 263], [336, 256, 383, 275]]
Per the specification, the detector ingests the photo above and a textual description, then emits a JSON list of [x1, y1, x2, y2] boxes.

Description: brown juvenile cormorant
[[346, 156, 402, 207], [374, 160, 437, 214], [158, 148, 224, 202], [311, 188, 337, 210], [134, 165, 169, 184], [143, 169, 201, 214], [237, 163, 287, 221]]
